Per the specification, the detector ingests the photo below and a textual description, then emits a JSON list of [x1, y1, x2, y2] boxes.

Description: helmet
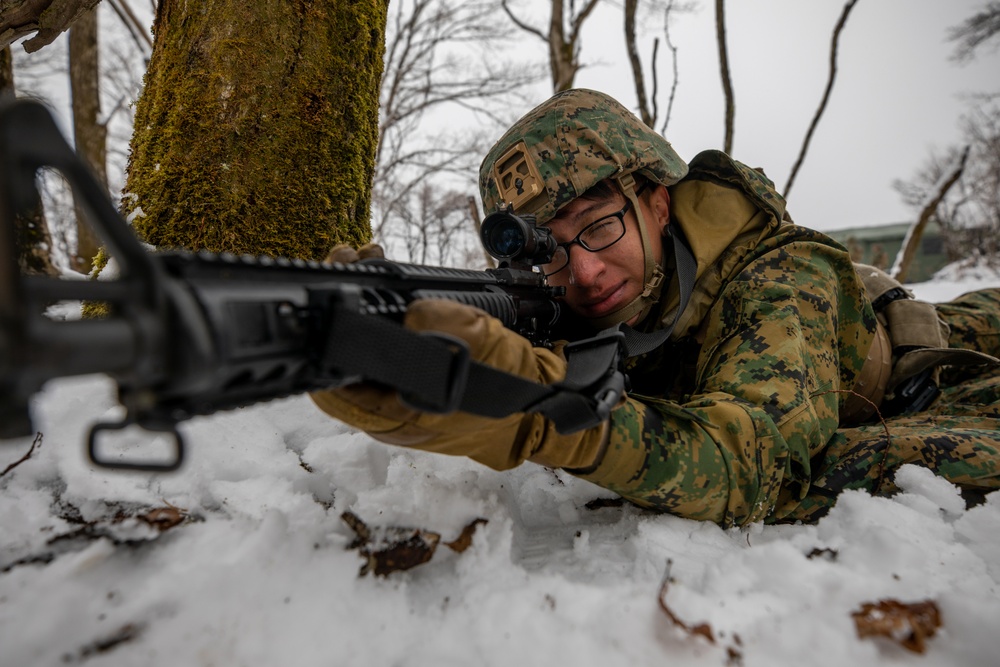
[[478, 89, 689, 329], [479, 88, 688, 225]]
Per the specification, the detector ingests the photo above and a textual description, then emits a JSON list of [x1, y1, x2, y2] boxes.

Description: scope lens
[[484, 218, 526, 258]]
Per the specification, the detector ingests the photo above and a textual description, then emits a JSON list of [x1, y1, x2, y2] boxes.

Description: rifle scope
[[480, 207, 558, 270]]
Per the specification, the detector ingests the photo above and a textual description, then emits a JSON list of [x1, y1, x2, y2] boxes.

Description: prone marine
[[311, 89, 1000, 526]]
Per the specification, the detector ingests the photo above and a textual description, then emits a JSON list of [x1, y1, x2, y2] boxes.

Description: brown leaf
[[444, 518, 488, 553], [137, 506, 187, 531], [853, 599, 942, 653], [342, 511, 441, 577]]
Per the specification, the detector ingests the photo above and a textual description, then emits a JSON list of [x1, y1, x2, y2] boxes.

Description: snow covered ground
[[1, 267, 999, 667]]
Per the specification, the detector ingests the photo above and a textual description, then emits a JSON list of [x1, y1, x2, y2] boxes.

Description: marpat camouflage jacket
[[571, 150, 879, 526]]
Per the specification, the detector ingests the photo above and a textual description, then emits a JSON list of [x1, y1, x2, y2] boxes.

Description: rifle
[[0, 99, 626, 471]]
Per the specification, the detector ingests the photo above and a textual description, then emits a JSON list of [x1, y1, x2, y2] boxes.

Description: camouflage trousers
[[778, 288, 1000, 523]]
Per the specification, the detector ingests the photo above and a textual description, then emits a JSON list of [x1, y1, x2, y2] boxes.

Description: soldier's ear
[[651, 185, 671, 232]]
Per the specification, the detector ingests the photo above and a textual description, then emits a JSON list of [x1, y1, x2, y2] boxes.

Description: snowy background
[[1, 266, 998, 667]]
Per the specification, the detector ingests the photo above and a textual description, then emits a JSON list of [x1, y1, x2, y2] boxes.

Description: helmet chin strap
[[584, 173, 665, 330]]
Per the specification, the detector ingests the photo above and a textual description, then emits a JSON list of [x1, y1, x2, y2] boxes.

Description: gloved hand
[[327, 242, 385, 263], [309, 298, 611, 471]]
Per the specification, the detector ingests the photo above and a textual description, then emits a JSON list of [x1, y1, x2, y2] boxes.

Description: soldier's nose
[[568, 251, 604, 287]]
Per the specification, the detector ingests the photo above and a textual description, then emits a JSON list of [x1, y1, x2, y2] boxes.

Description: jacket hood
[[658, 151, 788, 339]]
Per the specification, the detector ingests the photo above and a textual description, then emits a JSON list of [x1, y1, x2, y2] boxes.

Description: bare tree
[[105, 0, 151, 55], [893, 96, 1000, 271], [374, 0, 539, 265], [624, 0, 654, 126], [623, 0, 692, 133], [891, 146, 969, 282], [500, 0, 602, 93], [68, 5, 104, 273], [7, 2, 149, 275], [714, 0, 734, 154], [1, 42, 58, 275], [948, 0, 1000, 62], [393, 185, 471, 265], [657, 1, 687, 135], [783, 0, 859, 199]]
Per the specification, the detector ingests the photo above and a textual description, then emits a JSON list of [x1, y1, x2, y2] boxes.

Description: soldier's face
[[544, 184, 669, 324]]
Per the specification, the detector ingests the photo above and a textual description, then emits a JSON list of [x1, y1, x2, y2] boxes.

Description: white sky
[[519, 0, 1000, 232]]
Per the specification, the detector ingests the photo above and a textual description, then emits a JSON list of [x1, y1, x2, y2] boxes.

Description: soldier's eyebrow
[[548, 197, 623, 232]]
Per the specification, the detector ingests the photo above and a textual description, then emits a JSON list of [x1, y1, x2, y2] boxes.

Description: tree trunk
[[890, 146, 969, 283], [2, 42, 58, 276], [548, 0, 576, 92], [714, 0, 734, 154], [624, 0, 653, 127], [122, 0, 388, 261], [68, 5, 104, 274]]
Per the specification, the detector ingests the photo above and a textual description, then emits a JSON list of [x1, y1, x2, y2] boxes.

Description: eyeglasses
[[539, 199, 631, 277]]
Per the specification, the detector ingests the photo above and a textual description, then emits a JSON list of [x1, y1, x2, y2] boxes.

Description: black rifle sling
[[320, 229, 697, 435], [321, 308, 624, 434]]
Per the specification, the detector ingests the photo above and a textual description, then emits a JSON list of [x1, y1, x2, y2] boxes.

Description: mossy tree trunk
[[122, 0, 388, 260]]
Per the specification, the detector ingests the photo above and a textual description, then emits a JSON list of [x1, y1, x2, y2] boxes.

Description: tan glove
[[327, 242, 385, 263], [310, 299, 611, 471]]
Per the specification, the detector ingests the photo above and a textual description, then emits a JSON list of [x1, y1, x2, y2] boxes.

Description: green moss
[[122, 0, 387, 261], [80, 246, 111, 318]]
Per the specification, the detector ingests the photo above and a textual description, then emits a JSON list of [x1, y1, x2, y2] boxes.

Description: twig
[[657, 559, 716, 643], [784, 0, 859, 199], [659, 0, 681, 135], [0, 432, 43, 478], [813, 388, 893, 493]]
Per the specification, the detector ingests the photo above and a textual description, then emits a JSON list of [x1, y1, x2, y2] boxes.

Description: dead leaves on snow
[[1, 500, 193, 574], [342, 512, 487, 577], [136, 505, 188, 531], [657, 559, 944, 661], [853, 598, 942, 654]]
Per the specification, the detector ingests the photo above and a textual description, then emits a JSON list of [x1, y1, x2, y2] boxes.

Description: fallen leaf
[[444, 518, 487, 553], [138, 506, 187, 531], [342, 511, 441, 577], [853, 598, 942, 653]]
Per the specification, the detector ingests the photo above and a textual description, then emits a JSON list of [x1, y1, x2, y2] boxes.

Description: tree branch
[[624, 0, 653, 126], [783, 0, 859, 199], [890, 145, 970, 282], [500, 0, 547, 41], [714, 0, 734, 153]]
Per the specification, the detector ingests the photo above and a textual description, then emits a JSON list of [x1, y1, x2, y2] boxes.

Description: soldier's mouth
[[578, 283, 627, 318]]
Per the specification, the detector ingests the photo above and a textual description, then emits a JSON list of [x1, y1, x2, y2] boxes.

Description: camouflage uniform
[[479, 89, 1000, 527]]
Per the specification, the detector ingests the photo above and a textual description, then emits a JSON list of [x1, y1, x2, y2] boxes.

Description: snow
[[1, 269, 999, 666]]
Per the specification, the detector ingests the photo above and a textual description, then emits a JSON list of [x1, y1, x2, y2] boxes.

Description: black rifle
[[0, 99, 625, 471]]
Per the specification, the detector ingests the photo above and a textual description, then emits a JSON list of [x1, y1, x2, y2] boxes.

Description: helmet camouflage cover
[[479, 89, 689, 225]]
